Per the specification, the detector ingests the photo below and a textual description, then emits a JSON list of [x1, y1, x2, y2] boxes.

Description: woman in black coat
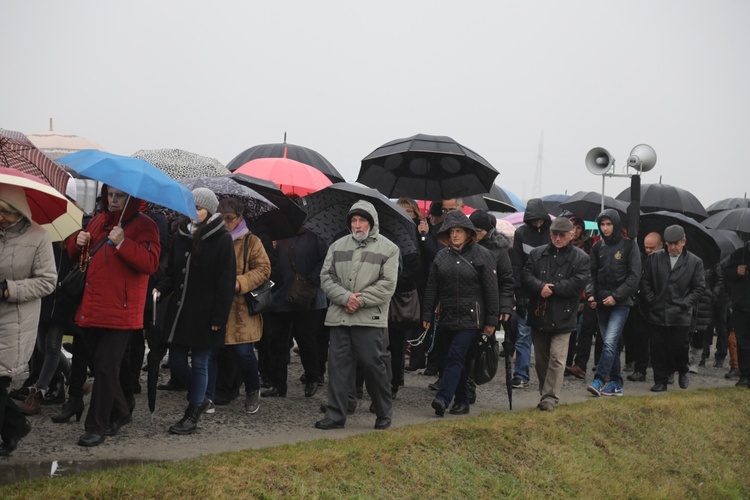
[[155, 188, 235, 435], [422, 210, 499, 417]]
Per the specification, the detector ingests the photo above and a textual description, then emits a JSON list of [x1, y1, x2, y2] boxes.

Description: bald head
[[644, 232, 663, 255]]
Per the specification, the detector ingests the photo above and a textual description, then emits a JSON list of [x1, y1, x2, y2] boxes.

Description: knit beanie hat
[[192, 187, 219, 215]]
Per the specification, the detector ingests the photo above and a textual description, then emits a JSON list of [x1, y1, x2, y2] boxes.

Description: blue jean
[[436, 329, 479, 406], [233, 342, 260, 393], [513, 311, 532, 382], [205, 348, 218, 402], [169, 345, 211, 407], [595, 305, 630, 386]]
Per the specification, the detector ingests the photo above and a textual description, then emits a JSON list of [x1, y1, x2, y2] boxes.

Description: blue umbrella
[[57, 150, 198, 219]]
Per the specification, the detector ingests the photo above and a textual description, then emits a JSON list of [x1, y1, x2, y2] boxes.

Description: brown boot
[[19, 387, 43, 415]]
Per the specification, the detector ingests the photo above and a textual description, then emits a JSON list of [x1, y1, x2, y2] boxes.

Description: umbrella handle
[[108, 195, 131, 246], [152, 290, 158, 326]]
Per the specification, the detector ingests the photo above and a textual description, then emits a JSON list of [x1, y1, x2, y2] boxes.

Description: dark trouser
[[214, 346, 242, 400], [0, 377, 27, 444], [631, 311, 651, 374], [734, 308, 750, 380], [431, 325, 450, 377], [128, 329, 146, 390], [574, 305, 599, 370], [266, 310, 324, 394], [316, 324, 330, 378], [326, 326, 392, 424], [388, 326, 409, 393], [82, 328, 132, 435], [436, 329, 478, 407], [622, 306, 637, 365], [649, 323, 690, 385], [714, 300, 729, 361], [68, 333, 94, 399]]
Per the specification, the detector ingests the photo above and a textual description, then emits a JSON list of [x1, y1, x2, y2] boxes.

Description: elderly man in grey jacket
[[316, 200, 399, 431]]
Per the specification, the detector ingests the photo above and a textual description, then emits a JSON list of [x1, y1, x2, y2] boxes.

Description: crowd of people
[[1, 183, 749, 457]]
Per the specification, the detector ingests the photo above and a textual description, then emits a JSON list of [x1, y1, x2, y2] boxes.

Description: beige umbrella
[[25, 120, 105, 160]]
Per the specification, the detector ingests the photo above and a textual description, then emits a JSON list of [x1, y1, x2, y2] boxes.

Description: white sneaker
[[688, 364, 698, 374], [204, 399, 215, 414]]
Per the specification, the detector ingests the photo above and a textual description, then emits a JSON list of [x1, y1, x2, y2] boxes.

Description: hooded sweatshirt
[[511, 198, 552, 301]]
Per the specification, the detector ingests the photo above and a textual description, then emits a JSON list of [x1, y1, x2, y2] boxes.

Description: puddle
[[0, 459, 156, 486]]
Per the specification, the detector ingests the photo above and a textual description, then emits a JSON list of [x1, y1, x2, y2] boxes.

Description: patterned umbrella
[[299, 182, 418, 256], [178, 176, 278, 222], [0, 129, 71, 194], [132, 149, 230, 179]]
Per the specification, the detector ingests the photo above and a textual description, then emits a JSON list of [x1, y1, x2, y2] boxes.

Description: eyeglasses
[[441, 207, 459, 214], [222, 214, 240, 223], [550, 231, 570, 239]]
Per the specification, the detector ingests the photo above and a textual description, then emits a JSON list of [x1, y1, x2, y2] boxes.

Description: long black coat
[[640, 249, 706, 327], [157, 214, 236, 349], [476, 229, 515, 315]]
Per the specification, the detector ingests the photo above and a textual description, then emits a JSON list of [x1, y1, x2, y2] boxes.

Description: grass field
[[2, 387, 748, 499]]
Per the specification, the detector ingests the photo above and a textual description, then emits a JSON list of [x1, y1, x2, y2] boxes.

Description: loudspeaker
[[585, 147, 615, 175], [627, 144, 657, 172]]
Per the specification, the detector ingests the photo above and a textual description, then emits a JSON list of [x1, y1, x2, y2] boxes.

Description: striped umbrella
[[0, 129, 70, 194]]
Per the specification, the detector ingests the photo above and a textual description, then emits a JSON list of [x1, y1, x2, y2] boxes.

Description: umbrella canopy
[[0, 168, 83, 241], [463, 184, 517, 213], [617, 183, 709, 222], [230, 173, 307, 240], [358, 133, 499, 200], [502, 211, 556, 228], [299, 182, 419, 256], [226, 140, 344, 183], [132, 149, 230, 179], [558, 190, 631, 224], [702, 208, 750, 235], [0, 129, 71, 194], [178, 176, 278, 222], [57, 150, 198, 220], [234, 157, 332, 197], [707, 228, 744, 262], [639, 211, 720, 267], [25, 129, 105, 160], [706, 197, 750, 215], [540, 193, 570, 217]]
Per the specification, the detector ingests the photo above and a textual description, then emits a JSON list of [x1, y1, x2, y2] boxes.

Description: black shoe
[[316, 376, 325, 387], [104, 414, 133, 437], [158, 380, 186, 391], [52, 396, 85, 423], [320, 404, 355, 416], [736, 378, 750, 387], [667, 373, 675, 385], [428, 378, 442, 391], [42, 386, 66, 406], [627, 371, 646, 382], [374, 417, 391, 430], [725, 367, 740, 379], [714, 358, 725, 369], [77, 432, 105, 447], [304, 382, 318, 398], [423, 367, 438, 377], [0, 419, 31, 456], [431, 398, 446, 417], [261, 387, 286, 398], [261, 378, 273, 389], [213, 394, 232, 406], [650, 383, 667, 392], [9, 387, 29, 401], [449, 403, 470, 415], [315, 418, 344, 430], [679, 373, 689, 389], [169, 404, 203, 435]]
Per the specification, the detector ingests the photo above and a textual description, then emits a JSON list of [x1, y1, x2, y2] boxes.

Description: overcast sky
[[2, 0, 748, 207]]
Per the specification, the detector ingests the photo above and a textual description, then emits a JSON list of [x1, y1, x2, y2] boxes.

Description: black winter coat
[[158, 214, 236, 349], [695, 262, 723, 332], [477, 229, 515, 315], [725, 242, 750, 313], [522, 243, 590, 334], [422, 242, 500, 331], [640, 249, 706, 327], [586, 209, 641, 307], [511, 199, 552, 302]]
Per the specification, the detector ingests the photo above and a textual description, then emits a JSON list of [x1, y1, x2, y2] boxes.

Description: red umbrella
[[234, 157, 332, 197], [0, 167, 83, 241], [0, 129, 71, 194]]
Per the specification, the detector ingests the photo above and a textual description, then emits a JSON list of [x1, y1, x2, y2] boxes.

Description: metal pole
[[601, 175, 605, 213]]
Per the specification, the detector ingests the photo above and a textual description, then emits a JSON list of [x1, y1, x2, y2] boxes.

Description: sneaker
[[713, 358, 725, 369], [688, 364, 698, 374], [511, 377, 528, 389], [204, 399, 215, 414], [725, 367, 740, 379], [587, 378, 605, 397], [602, 381, 623, 396]]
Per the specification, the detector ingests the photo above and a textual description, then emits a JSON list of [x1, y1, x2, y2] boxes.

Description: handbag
[[59, 237, 108, 303], [242, 235, 273, 315], [474, 333, 500, 385], [285, 243, 317, 312], [388, 289, 421, 328]]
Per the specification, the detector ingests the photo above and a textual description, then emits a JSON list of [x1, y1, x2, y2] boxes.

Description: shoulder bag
[[285, 243, 317, 312], [59, 236, 109, 304], [388, 289, 421, 328], [242, 234, 273, 315]]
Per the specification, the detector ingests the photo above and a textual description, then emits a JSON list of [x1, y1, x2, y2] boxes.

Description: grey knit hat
[[192, 187, 219, 215]]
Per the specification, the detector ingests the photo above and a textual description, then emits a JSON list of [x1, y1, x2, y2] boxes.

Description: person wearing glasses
[[521, 217, 589, 411], [155, 188, 235, 434], [0, 190, 56, 456]]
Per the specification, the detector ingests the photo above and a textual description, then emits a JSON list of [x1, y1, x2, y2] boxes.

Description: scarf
[[229, 217, 249, 241]]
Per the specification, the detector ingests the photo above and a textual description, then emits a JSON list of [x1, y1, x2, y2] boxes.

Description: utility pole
[[531, 131, 544, 199]]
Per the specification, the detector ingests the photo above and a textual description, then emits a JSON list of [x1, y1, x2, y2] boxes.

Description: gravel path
[[1, 347, 740, 484]]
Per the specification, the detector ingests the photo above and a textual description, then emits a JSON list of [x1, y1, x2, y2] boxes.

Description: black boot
[[168, 403, 204, 435], [51, 395, 84, 423]]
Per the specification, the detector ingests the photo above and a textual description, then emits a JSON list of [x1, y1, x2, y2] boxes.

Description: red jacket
[[67, 189, 160, 330]]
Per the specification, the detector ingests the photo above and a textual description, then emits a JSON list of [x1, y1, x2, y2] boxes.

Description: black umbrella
[[463, 184, 517, 213], [226, 139, 344, 183], [702, 208, 750, 235], [707, 228, 744, 262], [559, 190, 631, 224], [357, 133, 499, 200], [299, 182, 419, 256], [706, 197, 750, 216], [230, 173, 308, 240], [617, 183, 708, 222], [540, 194, 570, 217], [145, 292, 168, 414], [501, 322, 514, 410], [639, 211, 720, 267]]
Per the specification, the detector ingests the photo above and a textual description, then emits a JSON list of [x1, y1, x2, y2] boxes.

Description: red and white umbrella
[[0, 129, 71, 194], [0, 168, 83, 241], [234, 157, 332, 197]]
